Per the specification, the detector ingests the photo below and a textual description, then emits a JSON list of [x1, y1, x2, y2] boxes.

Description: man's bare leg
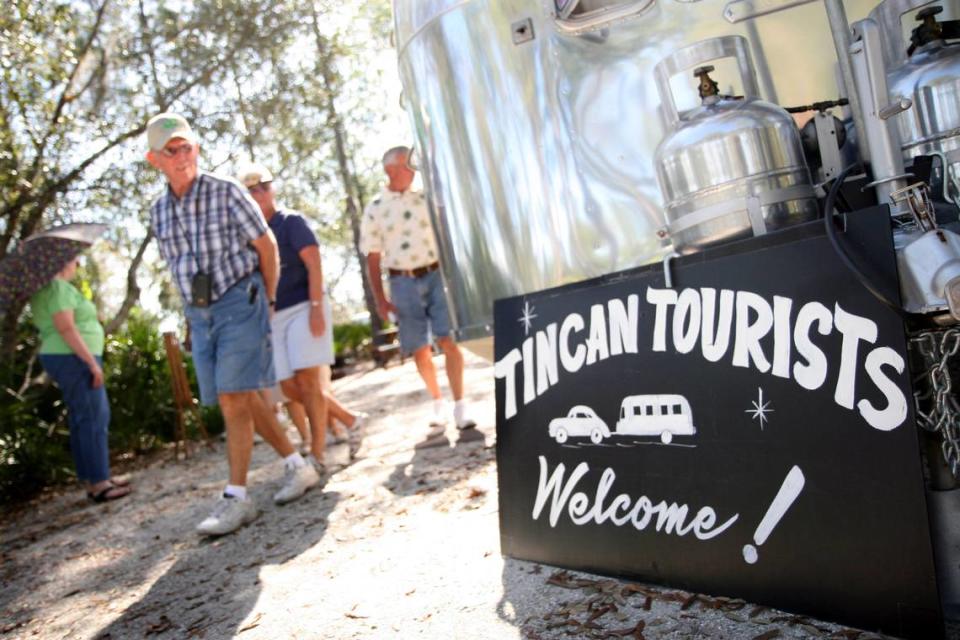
[[413, 345, 442, 400], [285, 401, 310, 446], [437, 337, 475, 431], [218, 391, 257, 487], [436, 337, 464, 401], [326, 393, 355, 433], [249, 389, 296, 457], [290, 367, 329, 461]]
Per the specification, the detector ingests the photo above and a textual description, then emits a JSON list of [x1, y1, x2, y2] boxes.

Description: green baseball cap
[[146, 112, 197, 151]]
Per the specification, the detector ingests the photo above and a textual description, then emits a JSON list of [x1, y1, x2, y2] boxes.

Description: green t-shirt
[[30, 279, 105, 356]]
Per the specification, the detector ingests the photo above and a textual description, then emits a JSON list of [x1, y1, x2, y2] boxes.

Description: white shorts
[[271, 299, 335, 381]]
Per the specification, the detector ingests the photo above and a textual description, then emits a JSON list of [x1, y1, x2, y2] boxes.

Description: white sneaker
[[273, 463, 320, 504], [454, 401, 476, 430], [430, 400, 448, 427], [306, 453, 326, 474], [196, 495, 259, 536], [327, 442, 351, 469], [350, 411, 369, 432]]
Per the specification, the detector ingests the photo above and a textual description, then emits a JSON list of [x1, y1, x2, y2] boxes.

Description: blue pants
[[39, 354, 111, 484]]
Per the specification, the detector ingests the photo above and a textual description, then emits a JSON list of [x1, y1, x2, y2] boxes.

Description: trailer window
[[673, 404, 682, 414], [557, 0, 649, 18], [553, 0, 656, 33], [645, 405, 654, 416]]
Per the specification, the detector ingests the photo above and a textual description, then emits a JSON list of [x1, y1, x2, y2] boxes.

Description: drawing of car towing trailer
[[548, 395, 696, 445]]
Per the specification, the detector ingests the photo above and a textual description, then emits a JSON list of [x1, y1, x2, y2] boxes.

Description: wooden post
[[163, 331, 207, 457], [372, 326, 403, 367]]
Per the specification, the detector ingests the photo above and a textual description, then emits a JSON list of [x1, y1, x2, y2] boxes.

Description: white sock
[[224, 484, 247, 500], [284, 452, 306, 469], [433, 398, 446, 415]]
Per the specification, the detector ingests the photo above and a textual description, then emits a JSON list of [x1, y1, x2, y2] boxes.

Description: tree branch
[[32, 0, 112, 186], [137, 0, 164, 106], [103, 227, 153, 336]]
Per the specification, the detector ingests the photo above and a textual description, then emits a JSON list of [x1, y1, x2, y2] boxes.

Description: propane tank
[[654, 37, 817, 253], [880, 3, 960, 205]]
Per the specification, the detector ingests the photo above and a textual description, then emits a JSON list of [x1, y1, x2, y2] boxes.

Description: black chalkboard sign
[[494, 211, 942, 638]]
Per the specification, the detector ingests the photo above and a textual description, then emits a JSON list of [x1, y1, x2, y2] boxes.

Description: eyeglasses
[[159, 143, 195, 158], [248, 182, 272, 194]]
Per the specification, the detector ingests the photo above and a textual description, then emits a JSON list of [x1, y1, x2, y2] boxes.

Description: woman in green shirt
[[31, 257, 131, 503]]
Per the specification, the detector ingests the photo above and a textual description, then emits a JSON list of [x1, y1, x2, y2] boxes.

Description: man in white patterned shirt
[[360, 146, 476, 446], [146, 113, 318, 536]]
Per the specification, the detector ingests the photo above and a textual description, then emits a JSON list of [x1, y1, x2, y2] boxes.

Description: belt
[[388, 261, 440, 278]]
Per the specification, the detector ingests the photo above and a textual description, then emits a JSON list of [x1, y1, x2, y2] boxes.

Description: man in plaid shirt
[[146, 113, 319, 536]]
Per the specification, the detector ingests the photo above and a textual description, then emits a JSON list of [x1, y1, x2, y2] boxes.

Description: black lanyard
[[169, 177, 205, 275]]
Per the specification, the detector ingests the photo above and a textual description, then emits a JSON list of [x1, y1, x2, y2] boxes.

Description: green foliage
[[103, 311, 176, 450], [0, 314, 74, 504], [333, 322, 371, 357], [0, 309, 217, 505], [0, 373, 73, 505], [105, 309, 223, 447]]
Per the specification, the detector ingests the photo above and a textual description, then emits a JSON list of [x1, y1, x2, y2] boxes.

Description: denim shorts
[[389, 269, 451, 354], [185, 272, 275, 406], [271, 298, 334, 380]]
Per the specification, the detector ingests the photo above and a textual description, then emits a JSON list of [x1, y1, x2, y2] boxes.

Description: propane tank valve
[[909, 6, 946, 56], [693, 65, 719, 100]]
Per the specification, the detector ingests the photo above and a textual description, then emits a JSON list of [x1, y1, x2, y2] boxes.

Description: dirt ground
[[0, 352, 902, 639]]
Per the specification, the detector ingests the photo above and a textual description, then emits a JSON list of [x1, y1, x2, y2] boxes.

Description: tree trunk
[[310, 13, 382, 336], [103, 228, 154, 336], [0, 300, 25, 359]]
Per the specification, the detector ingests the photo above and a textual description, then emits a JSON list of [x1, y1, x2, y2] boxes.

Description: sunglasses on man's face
[[159, 143, 195, 158], [248, 182, 272, 194]]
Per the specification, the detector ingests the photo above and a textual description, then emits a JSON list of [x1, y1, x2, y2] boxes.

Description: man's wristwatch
[[310, 299, 323, 307], [268, 299, 276, 307]]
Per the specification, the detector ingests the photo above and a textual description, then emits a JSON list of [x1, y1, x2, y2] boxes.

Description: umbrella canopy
[[0, 223, 109, 313]]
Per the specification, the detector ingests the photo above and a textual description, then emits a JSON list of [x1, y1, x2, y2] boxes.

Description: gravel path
[[0, 354, 898, 639]]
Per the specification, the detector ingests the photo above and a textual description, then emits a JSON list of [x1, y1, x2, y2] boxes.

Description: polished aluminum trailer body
[[393, 0, 881, 355]]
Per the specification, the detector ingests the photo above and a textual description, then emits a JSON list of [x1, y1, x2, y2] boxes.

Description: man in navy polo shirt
[[237, 163, 358, 470], [146, 113, 319, 536]]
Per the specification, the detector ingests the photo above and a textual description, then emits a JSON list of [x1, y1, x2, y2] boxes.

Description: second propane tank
[[654, 36, 818, 253]]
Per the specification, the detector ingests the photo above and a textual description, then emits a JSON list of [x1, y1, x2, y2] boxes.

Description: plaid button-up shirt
[[150, 171, 268, 304]]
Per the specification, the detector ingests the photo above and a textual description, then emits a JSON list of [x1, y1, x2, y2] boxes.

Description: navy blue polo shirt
[[268, 210, 318, 311]]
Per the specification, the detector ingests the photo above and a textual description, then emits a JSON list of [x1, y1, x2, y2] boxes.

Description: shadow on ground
[[384, 430, 491, 498], [93, 484, 340, 639]]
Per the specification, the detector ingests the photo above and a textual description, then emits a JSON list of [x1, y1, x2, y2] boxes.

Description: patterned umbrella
[[0, 223, 109, 313]]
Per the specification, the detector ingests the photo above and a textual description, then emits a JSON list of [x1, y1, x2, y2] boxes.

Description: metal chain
[[910, 328, 960, 478]]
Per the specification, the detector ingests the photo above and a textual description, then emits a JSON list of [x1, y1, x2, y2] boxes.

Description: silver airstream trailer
[[393, 0, 909, 359], [391, 0, 960, 634]]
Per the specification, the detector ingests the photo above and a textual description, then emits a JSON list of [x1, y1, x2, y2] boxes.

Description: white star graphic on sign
[[518, 301, 537, 335], [744, 387, 774, 430]]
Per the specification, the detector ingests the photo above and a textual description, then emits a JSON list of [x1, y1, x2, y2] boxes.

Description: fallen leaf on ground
[[237, 613, 263, 633]]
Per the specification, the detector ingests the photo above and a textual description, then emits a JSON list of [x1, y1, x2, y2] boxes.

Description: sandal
[[87, 482, 132, 503]]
